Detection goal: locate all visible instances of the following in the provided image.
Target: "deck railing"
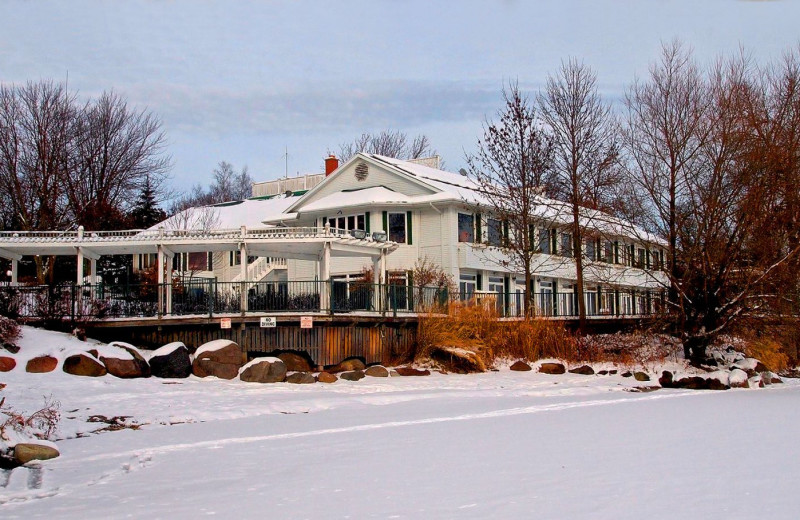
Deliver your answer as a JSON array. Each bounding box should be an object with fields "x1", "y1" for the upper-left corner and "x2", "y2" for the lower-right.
[
  {"x1": 0, "y1": 280, "x2": 666, "y2": 321},
  {"x1": 0, "y1": 226, "x2": 374, "y2": 243}
]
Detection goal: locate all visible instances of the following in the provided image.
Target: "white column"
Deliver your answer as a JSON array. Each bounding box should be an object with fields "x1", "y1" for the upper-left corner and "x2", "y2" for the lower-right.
[
  {"x1": 157, "y1": 245, "x2": 165, "y2": 316},
  {"x1": 372, "y1": 252, "x2": 382, "y2": 312},
  {"x1": 10, "y1": 259, "x2": 18, "y2": 286},
  {"x1": 319, "y1": 242, "x2": 331, "y2": 311},
  {"x1": 76, "y1": 248, "x2": 84, "y2": 286},
  {"x1": 240, "y1": 242, "x2": 248, "y2": 313},
  {"x1": 164, "y1": 252, "x2": 173, "y2": 315}
]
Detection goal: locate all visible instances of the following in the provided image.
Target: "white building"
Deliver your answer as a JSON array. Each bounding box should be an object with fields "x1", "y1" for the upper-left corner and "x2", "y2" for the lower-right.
[{"x1": 151, "y1": 153, "x2": 668, "y2": 316}]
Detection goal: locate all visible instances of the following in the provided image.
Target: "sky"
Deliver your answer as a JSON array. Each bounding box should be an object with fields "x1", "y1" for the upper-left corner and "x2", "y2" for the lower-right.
[{"x1": 2, "y1": 0, "x2": 799, "y2": 196}]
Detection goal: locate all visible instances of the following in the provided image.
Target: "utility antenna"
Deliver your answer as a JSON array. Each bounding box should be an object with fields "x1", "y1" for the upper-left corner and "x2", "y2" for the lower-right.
[{"x1": 284, "y1": 146, "x2": 288, "y2": 179}]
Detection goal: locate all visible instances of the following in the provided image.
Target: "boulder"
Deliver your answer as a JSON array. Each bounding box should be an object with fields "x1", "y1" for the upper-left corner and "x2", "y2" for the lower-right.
[
  {"x1": 621, "y1": 371, "x2": 633, "y2": 378},
  {"x1": 239, "y1": 357, "x2": 286, "y2": 383},
  {"x1": 538, "y1": 362, "x2": 566, "y2": 375},
  {"x1": 340, "y1": 370, "x2": 366, "y2": 381},
  {"x1": 706, "y1": 378, "x2": 731, "y2": 391},
  {"x1": 762, "y1": 371, "x2": 783, "y2": 385},
  {"x1": 286, "y1": 372, "x2": 316, "y2": 384},
  {"x1": 0, "y1": 355, "x2": 16, "y2": 372},
  {"x1": 748, "y1": 375, "x2": 765, "y2": 388},
  {"x1": 26, "y1": 355, "x2": 57, "y2": 373},
  {"x1": 2, "y1": 342, "x2": 19, "y2": 354},
  {"x1": 670, "y1": 375, "x2": 730, "y2": 391},
  {"x1": 365, "y1": 365, "x2": 390, "y2": 377},
  {"x1": 729, "y1": 368, "x2": 749, "y2": 388},
  {"x1": 316, "y1": 371, "x2": 338, "y2": 383},
  {"x1": 659, "y1": 371, "x2": 674, "y2": 388},
  {"x1": 634, "y1": 371, "x2": 650, "y2": 382},
  {"x1": 569, "y1": 365, "x2": 594, "y2": 375},
  {"x1": 150, "y1": 342, "x2": 192, "y2": 378},
  {"x1": 597, "y1": 370, "x2": 609, "y2": 376},
  {"x1": 63, "y1": 353, "x2": 106, "y2": 377},
  {"x1": 510, "y1": 360, "x2": 532, "y2": 372},
  {"x1": 429, "y1": 346, "x2": 485, "y2": 373},
  {"x1": 609, "y1": 370, "x2": 618, "y2": 375},
  {"x1": 101, "y1": 343, "x2": 151, "y2": 379},
  {"x1": 395, "y1": 367, "x2": 431, "y2": 376},
  {"x1": 192, "y1": 340, "x2": 243, "y2": 380},
  {"x1": 277, "y1": 352, "x2": 313, "y2": 372},
  {"x1": 14, "y1": 443, "x2": 60, "y2": 464},
  {"x1": 329, "y1": 357, "x2": 366, "y2": 373}
]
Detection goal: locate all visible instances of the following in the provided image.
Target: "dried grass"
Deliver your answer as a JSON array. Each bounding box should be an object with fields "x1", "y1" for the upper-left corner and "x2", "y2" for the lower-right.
[{"x1": 415, "y1": 300, "x2": 578, "y2": 365}]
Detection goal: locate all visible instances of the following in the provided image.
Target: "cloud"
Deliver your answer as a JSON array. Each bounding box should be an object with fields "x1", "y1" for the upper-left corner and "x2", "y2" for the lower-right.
[{"x1": 121, "y1": 80, "x2": 514, "y2": 137}]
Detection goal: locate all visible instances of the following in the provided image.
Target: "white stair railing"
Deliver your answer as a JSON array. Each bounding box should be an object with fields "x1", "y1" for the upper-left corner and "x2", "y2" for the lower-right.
[{"x1": 233, "y1": 257, "x2": 287, "y2": 287}]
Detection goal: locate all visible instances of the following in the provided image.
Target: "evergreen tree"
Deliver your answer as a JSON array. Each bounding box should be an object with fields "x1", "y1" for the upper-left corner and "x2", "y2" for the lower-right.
[{"x1": 128, "y1": 175, "x2": 167, "y2": 229}]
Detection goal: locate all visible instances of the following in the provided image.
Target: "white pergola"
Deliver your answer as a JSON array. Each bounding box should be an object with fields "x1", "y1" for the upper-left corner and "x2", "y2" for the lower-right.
[{"x1": 0, "y1": 224, "x2": 396, "y2": 312}]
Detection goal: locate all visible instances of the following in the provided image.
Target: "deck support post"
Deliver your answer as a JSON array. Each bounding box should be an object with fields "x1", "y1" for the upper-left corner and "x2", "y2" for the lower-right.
[
  {"x1": 10, "y1": 258, "x2": 17, "y2": 286},
  {"x1": 372, "y1": 248, "x2": 386, "y2": 313},
  {"x1": 157, "y1": 245, "x2": 165, "y2": 317},
  {"x1": 319, "y1": 241, "x2": 331, "y2": 311},
  {"x1": 76, "y1": 249, "x2": 84, "y2": 286},
  {"x1": 240, "y1": 238, "x2": 248, "y2": 314}
]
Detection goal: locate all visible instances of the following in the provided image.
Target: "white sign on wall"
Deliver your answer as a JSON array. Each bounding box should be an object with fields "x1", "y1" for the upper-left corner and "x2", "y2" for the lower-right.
[
  {"x1": 260, "y1": 317, "x2": 277, "y2": 328},
  {"x1": 220, "y1": 318, "x2": 232, "y2": 329},
  {"x1": 300, "y1": 316, "x2": 313, "y2": 329}
]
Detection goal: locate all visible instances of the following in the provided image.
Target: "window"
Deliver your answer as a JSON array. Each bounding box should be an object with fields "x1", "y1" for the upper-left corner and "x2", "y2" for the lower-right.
[
  {"x1": 539, "y1": 228, "x2": 551, "y2": 254},
  {"x1": 487, "y1": 218, "x2": 502, "y2": 246},
  {"x1": 327, "y1": 213, "x2": 366, "y2": 231},
  {"x1": 459, "y1": 273, "x2": 477, "y2": 298},
  {"x1": 603, "y1": 241, "x2": 614, "y2": 263},
  {"x1": 388, "y1": 212, "x2": 406, "y2": 243},
  {"x1": 458, "y1": 213, "x2": 474, "y2": 243},
  {"x1": 230, "y1": 251, "x2": 241, "y2": 266},
  {"x1": 188, "y1": 252, "x2": 208, "y2": 271},
  {"x1": 560, "y1": 233, "x2": 573, "y2": 257},
  {"x1": 584, "y1": 239, "x2": 596, "y2": 261}
]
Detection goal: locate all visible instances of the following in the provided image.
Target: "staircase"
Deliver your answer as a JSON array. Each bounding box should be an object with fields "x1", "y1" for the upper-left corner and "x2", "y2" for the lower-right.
[{"x1": 232, "y1": 257, "x2": 287, "y2": 289}]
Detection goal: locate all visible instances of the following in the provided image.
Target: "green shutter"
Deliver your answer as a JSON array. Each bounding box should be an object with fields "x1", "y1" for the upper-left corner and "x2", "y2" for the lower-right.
[
  {"x1": 614, "y1": 241, "x2": 619, "y2": 264},
  {"x1": 476, "y1": 273, "x2": 483, "y2": 291},
  {"x1": 528, "y1": 224, "x2": 536, "y2": 251},
  {"x1": 503, "y1": 220, "x2": 509, "y2": 246},
  {"x1": 322, "y1": 216, "x2": 327, "y2": 227},
  {"x1": 475, "y1": 213, "x2": 482, "y2": 243},
  {"x1": 551, "y1": 229, "x2": 557, "y2": 254},
  {"x1": 382, "y1": 211, "x2": 388, "y2": 232},
  {"x1": 406, "y1": 211, "x2": 413, "y2": 245},
  {"x1": 365, "y1": 211, "x2": 370, "y2": 234}
]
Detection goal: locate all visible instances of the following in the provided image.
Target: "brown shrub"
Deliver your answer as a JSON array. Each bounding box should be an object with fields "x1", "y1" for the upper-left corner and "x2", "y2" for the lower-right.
[
  {"x1": 0, "y1": 316, "x2": 20, "y2": 346},
  {"x1": 745, "y1": 337, "x2": 790, "y2": 373},
  {"x1": 0, "y1": 395, "x2": 61, "y2": 441}
]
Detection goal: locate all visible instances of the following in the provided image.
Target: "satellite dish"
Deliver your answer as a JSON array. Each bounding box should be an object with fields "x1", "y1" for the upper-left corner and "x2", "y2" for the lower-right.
[{"x1": 458, "y1": 168, "x2": 468, "y2": 177}]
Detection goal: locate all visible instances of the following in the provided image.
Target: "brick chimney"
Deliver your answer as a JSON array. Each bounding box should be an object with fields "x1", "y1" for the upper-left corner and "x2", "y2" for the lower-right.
[{"x1": 325, "y1": 154, "x2": 339, "y2": 176}]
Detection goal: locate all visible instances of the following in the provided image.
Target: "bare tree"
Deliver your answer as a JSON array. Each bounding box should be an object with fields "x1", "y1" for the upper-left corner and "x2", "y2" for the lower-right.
[
  {"x1": 170, "y1": 161, "x2": 252, "y2": 213},
  {"x1": 622, "y1": 41, "x2": 708, "y2": 324},
  {"x1": 465, "y1": 83, "x2": 555, "y2": 315},
  {"x1": 338, "y1": 130, "x2": 435, "y2": 162},
  {"x1": 539, "y1": 59, "x2": 619, "y2": 331},
  {"x1": 69, "y1": 91, "x2": 170, "y2": 229},
  {"x1": 0, "y1": 81, "x2": 75, "y2": 282}
]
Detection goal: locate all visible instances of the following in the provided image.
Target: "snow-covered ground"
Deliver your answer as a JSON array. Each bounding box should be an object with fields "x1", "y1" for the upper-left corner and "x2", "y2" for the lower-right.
[{"x1": 2, "y1": 327, "x2": 799, "y2": 519}]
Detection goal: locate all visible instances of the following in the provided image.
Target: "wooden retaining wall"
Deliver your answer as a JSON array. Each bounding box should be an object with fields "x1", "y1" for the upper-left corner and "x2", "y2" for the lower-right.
[{"x1": 85, "y1": 317, "x2": 417, "y2": 366}]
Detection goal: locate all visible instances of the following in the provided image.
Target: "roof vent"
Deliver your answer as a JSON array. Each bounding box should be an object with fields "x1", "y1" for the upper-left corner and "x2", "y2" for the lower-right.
[
  {"x1": 284, "y1": 190, "x2": 293, "y2": 197},
  {"x1": 355, "y1": 162, "x2": 369, "y2": 181}
]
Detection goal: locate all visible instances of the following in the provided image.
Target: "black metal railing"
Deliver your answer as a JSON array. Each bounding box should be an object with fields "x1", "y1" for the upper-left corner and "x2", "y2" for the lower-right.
[{"x1": 0, "y1": 280, "x2": 666, "y2": 321}]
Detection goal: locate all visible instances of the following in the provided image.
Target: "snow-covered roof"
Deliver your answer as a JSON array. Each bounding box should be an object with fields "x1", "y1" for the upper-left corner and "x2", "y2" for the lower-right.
[{"x1": 153, "y1": 194, "x2": 299, "y2": 231}]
